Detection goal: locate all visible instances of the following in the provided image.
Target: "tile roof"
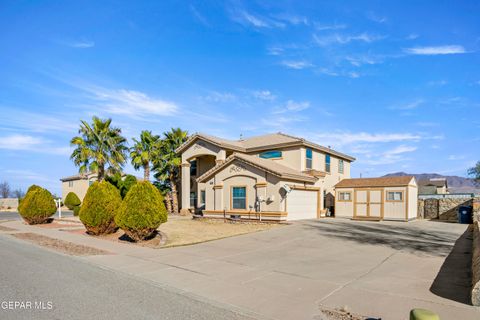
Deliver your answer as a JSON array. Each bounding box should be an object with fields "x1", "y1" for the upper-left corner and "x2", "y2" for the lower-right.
[
  {"x1": 335, "y1": 176, "x2": 415, "y2": 188},
  {"x1": 196, "y1": 153, "x2": 317, "y2": 183},
  {"x1": 177, "y1": 132, "x2": 355, "y2": 161}
]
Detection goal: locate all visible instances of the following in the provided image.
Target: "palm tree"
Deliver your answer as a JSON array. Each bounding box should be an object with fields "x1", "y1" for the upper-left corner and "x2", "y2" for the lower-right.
[
  {"x1": 130, "y1": 130, "x2": 161, "y2": 181},
  {"x1": 153, "y1": 128, "x2": 188, "y2": 214},
  {"x1": 70, "y1": 116, "x2": 128, "y2": 181}
]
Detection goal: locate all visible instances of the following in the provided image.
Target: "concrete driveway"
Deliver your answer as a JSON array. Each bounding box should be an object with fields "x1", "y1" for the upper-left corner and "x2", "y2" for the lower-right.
[
  {"x1": 78, "y1": 218, "x2": 479, "y2": 320},
  {"x1": 2, "y1": 218, "x2": 478, "y2": 319}
]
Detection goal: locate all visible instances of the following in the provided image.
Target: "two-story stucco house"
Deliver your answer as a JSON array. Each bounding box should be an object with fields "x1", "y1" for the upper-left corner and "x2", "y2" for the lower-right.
[
  {"x1": 176, "y1": 132, "x2": 355, "y2": 221},
  {"x1": 60, "y1": 172, "x2": 98, "y2": 202}
]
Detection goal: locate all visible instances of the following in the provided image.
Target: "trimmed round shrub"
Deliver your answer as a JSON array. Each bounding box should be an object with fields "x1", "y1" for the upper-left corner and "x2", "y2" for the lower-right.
[
  {"x1": 79, "y1": 181, "x2": 122, "y2": 235},
  {"x1": 26, "y1": 184, "x2": 42, "y2": 194},
  {"x1": 18, "y1": 187, "x2": 56, "y2": 224},
  {"x1": 73, "y1": 205, "x2": 81, "y2": 216},
  {"x1": 115, "y1": 181, "x2": 167, "y2": 242},
  {"x1": 64, "y1": 192, "x2": 81, "y2": 210}
]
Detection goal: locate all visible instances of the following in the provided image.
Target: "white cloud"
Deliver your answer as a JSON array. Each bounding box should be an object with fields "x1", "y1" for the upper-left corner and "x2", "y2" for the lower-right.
[
  {"x1": 346, "y1": 55, "x2": 383, "y2": 66},
  {"x1": 314, "y1": 131, "x2": 422, "y2": 147},
  {"x1": 448, "y1": 155, "x2": 465, "y2": 160},
  {"x1": 406, "y1": 33, "x2": 419, "y2": 40},
  {"x1": 427, "y1": 80, "x2": 447, "y2": 86},
  {"x1": 313, "y1": 32, "x2": 384, "y2": 46},
  {"x1": 281, "y1": 60, "x2": 314, "y2": 69},
  {"x1": 190, "y1": 5, "x2": 209, "y2": 26},
  {"x1": 68, "y1": 40, "x2": 95, "y2": 48},
  {"x1": 362, "y1": 145, "x2": 417, "y2": 165},
  {"x1": 0, "y1": 134, "x2": 70, "y2": 155},
  {"x1": 267, "y1": 47, "x2": 284, "y2": 56},
  {"x1": 203, "y1": 91, "x2": 237, "y2": 103},
  {"x1": 77, "y1": 85, "x2": 178, "y2": 117},
  {"x1": 0, "y1": 110, "x2": 77, "y2": 133},
  {"x1": 390, "y1": 99, "x2": 424, "y2": 110},
  {"x1": 404, "y1": 45, "x2": 466, "y2": 55},
  {"x1": 252, "y1": 90, "x2": 276, "y2": 101},
  {"x1": 231, "y1": 9, "x2": 285, "y2": 29},
  {"x1": 0, "y1": 135, "x2": 44, "y2": 150},
  {"x1": 366, "y1": 12, "x2": 387, "y2": 23},
  {"x1": 316, "y1": 68, "x2": 339, "y2": 77},
  {"x1": 348, "y1": 72, "x2": 360, "y2": 78},
  {"x1": 386, "y1": 145, "x2": 418, "y2": 155},
  {"x1": 274, "y1": 14, "x2": 309, "y2": 26},
  {"x1": 314, "y1": 23, "x2": 347, "y2": 31},
  {"x1": 272, "y1": 100, "x2": 310, "y2": 114}
]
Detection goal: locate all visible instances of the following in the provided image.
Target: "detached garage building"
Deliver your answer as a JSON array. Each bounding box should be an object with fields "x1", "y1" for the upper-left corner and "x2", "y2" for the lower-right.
[{"x1": 334, "y1": 176, "x2": 418, "y2": 221}]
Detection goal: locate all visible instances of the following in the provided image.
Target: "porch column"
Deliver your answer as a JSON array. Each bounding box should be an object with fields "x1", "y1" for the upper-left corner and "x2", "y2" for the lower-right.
[
  {"x1": 180, "y1": 162, "x2": 191, "y2": 215},
  {"x1": 216, "y1": 149, "x2": 226, "y2": 165}
]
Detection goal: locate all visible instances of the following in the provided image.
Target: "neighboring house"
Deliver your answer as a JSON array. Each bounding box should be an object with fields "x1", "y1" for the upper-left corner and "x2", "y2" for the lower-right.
[
  {"x1": 176, "y1": 132, "x2": 355, "y2": 221},
  {"x1": 334, "y1": 176, "x2": 418, "y2": 221},
  {"x1": 418, "y1": 178, "x2": 448, "y2": 195},
  {"x1": 60, "y1": 172, "x2": 98, "y2": 201}
]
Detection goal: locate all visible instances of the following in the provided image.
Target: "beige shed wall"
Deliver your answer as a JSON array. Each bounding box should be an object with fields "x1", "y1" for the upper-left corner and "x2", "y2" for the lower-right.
[
  {"x1": 408, "y1": 184, "x2": 418, "y2": 220},
  {"x1": 335, "y1": 188, "x2": 354, "y2": 218},
  {"x1": 383, "y1": 187, "x2": 407, "y2": 220}
]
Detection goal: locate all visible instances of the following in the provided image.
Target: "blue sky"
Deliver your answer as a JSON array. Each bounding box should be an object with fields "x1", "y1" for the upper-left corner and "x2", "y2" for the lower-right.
[{"x1": 1, "y1": 1, "x2": 479, "y2": 195}]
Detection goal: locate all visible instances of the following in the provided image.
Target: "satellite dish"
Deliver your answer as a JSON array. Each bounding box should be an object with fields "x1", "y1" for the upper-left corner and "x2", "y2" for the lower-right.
[{"x1": 281, "y1": 184, "x2": 292, "y2": 194}]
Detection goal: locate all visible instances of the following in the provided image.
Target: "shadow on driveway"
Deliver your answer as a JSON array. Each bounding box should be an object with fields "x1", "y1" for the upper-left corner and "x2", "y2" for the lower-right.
[
  {"x1": 301, "y1": 219, "x2": 461, "y2": 257},
  {"x1": 430, "y1": 227, "x2": 473, "y2": 305}
]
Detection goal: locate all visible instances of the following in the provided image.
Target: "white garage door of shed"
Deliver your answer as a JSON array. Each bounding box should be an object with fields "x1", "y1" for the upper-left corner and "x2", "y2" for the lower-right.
[{"x1": 287, "y1": 189, "x2": 318, "y2": 220}]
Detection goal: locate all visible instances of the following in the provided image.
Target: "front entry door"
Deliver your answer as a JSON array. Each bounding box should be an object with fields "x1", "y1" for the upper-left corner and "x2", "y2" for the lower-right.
[{"x1": 355, "y1": 189, "x2": 383, "y2": 218}]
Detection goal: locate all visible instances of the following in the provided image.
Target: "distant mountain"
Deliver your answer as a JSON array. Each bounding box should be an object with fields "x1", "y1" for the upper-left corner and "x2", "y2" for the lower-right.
[{"x1": 382, "y1": 172, "x2": 479, "y2": 193}]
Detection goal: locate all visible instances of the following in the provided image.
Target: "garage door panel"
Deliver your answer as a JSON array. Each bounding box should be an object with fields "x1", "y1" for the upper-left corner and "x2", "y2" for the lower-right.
[{"x1": 287, "y1": 190, "x2": 318, "y2": 221}]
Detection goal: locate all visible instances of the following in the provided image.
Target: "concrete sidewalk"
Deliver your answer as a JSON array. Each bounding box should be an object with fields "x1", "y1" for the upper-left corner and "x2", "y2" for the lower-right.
[{"x1": 1, "y1": 218, "x2": 479, "y2": 320}]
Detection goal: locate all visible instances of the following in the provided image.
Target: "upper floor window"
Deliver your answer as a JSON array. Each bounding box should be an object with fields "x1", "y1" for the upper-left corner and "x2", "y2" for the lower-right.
[
  {"x1": 259, "y1": 150, "x2": 282, "y2": 159},
  {"x1": 339, "y1": 159, "x2": 344, "y2": 174},
  {"x1": 325, "y1": 154, "x2": 331, "y2": 173},
  {"x1": 306, "y1": 148, "x2": 312, "y2": 169},
  {"x1": 68, "y1": 181, "x2": 73, "y2": 187},
  {"x1": 190, "y1": 160, "x2": 197, "y2": 176}
]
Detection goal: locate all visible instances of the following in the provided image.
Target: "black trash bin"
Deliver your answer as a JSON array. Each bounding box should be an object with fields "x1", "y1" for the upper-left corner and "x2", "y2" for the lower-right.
[{"x1": 458, "y1": 205, "x2": 473, "y2": 224}]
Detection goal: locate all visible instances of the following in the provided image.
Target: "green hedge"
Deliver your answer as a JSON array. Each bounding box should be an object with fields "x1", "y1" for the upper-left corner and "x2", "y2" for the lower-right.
[
  {"x1": 115, "y1": 181, "x2": 167, "y2": 241},
  {"x1": 79, "y1": 181, "x2": 122, "y2": 235},
  {"x1": 18, "y1": 187, "x2": 56, "y2": 224},
  {"x1": 73, "y1": 205, "x2": 81, "y2": 216},
  {"x1": 64, "y1": 192, "x2": 81, "y2": 210}
]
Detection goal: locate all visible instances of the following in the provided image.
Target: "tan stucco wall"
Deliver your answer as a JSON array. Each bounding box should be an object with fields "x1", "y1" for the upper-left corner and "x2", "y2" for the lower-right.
[
  {"x1": 248, "y1": 147, "x2": 302, "y2": 171},
  {"x1": 61, "y1": 173, "x2": 97, "y2": 202},
  {"x1": 203, "y1": 159, "x2": 299, "y2": 213},
  {"x1": 181, "y1": 140, "x2": 222, "y2": 162}
]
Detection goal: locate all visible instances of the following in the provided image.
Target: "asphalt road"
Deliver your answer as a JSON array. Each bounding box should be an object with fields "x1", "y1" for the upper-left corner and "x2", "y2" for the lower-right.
[
  {"x1": 0, "y1": 235, "x2": 254, "y2": 320},
  {"x1": 0, "y1": 211, "x2": 73, "y2": 220}
]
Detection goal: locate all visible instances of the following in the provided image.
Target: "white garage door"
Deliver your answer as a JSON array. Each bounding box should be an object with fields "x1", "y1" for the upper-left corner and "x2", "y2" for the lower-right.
[{"x1": 287, "y1": 189, "x2": 318, "y2": 221}]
